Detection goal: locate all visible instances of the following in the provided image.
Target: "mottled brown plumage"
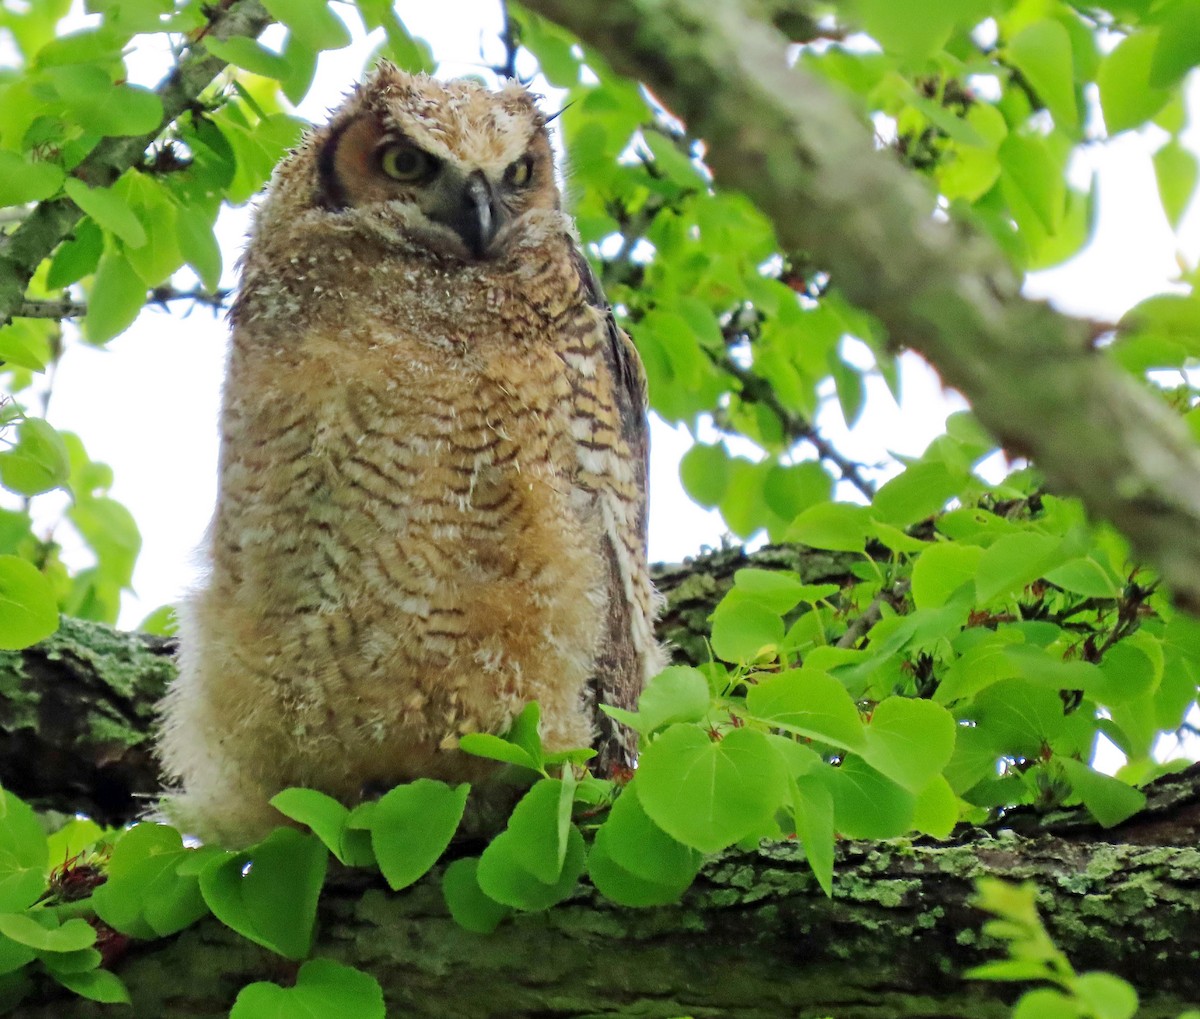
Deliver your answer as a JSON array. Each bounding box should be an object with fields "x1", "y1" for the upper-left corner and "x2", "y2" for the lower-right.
[{"x1": 157, "y1": 65, "x2": 663, "y2": 846}]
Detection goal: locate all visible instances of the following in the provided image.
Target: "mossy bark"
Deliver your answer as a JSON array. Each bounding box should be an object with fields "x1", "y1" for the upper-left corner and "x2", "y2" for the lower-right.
[{"x1": 15, "y1": 830, "x2": 1200, "y2": 1018}]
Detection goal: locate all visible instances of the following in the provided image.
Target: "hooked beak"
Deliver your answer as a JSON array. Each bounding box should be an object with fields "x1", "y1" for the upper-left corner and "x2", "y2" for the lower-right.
[{"x1": 431, "y1": 169, "x2": 501, "y2": 260}]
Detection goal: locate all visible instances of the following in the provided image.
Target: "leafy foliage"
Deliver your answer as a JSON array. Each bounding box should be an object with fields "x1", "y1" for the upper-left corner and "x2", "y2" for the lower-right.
[{"x1": 2, "y1": 0, "x2": 1200, "y2": 1014}]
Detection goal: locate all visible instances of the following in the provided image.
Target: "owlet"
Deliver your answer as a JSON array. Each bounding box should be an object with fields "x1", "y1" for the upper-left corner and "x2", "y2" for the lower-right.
[{"x1": 156, "y1": 64, "x2": 663, "y2": 846}]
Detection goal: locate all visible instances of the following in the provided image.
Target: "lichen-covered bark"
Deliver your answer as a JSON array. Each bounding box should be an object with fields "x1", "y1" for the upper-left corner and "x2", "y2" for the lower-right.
[
  {"x1": 17, "y1": 832, "x2": 1200, "y2": 1019},
  {"x1": 0, "y1": 618, "x2": 174, "y2": 824}
]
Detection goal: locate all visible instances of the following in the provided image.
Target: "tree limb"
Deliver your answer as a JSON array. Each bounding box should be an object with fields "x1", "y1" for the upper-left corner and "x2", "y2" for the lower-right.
[
  {"x1": 521, "y1": 0, "x2": 1200, "y2": 616},
  {"x1": 18, "y1": 822, "x2": 1200, "y2": 1018},
  {"x1": 0, "y1": 0, "x2": 271, "y2": 329}
]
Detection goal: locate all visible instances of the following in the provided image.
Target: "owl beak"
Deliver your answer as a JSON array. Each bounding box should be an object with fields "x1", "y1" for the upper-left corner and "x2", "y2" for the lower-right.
[{"x1": 440, "y1": 169, "x2": 500, "y2": 260}]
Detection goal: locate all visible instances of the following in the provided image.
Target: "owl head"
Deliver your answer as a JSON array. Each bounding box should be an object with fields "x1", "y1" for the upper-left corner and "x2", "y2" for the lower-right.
[{"x1": 286, "y1": 63, "x2": 561, "y2": 262}]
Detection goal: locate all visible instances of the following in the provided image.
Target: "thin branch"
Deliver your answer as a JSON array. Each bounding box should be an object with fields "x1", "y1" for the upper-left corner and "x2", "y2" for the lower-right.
[
  {"x1": 522, "y1": 0, "x2": 1200, "y2": 617},
  {"x1": 0, "y1": 0, "x2": 272, "y2": 330},
  {"x1": 17, "y1": 286, "x2": 231, "y2": 321},
  {"x1": 489, "y1": 0, "x2": 522, "y2": 81},
  {"x1": 715, "y1": 353, "x2": 877, "y2": 499}
]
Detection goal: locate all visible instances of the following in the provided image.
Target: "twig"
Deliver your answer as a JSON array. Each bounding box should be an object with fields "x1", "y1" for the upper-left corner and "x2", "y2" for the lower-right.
[
  {"x1": 18, "y1": 286, "x2": 231, "y2": 321},
  {"x1": 490, "y1": 0, "x2": 522, "y2": 82},
  {"x1": 715, "y1": 353, "x2": 877, "y2": 499}
]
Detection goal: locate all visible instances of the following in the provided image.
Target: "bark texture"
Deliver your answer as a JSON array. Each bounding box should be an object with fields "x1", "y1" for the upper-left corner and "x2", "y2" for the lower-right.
[
  {"x1": 520, "y1": 0, "x2": 1200, "y2": 618},
  {"x1": 15, "y1": 824, "x2": 1200, "y2": 1019}
]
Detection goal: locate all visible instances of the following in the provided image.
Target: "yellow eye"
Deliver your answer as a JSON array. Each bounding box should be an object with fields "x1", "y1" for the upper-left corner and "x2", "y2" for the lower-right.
[
  {"x1": 506, "y1": 155, "x2": 534, "y2": 187},
  {"x1": 379, "y1": 143, "x2": 437, "y2": 182}
]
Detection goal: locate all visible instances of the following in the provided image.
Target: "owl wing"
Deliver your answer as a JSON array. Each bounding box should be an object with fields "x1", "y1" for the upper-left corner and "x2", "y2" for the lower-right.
[{"x1": 567, "y1": 247, "x2": 658, "y2": 775}]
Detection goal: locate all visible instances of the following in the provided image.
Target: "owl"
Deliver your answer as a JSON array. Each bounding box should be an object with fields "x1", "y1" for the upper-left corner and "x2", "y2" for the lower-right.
[{"x1": 155, "y1": 64, "x2": 664, "y2": 846}]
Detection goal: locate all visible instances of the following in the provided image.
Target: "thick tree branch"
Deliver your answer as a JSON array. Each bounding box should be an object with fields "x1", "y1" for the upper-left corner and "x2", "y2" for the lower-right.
[
  {"x1": 0, "y1": 0, "x2": 271, "y2": 329},
  {"x1": 18, "y1": 824, "x2": 1200, "y2": 1018},
  {"x1": 522, "y1": 0, "x2": 1200, "y2": 616}
]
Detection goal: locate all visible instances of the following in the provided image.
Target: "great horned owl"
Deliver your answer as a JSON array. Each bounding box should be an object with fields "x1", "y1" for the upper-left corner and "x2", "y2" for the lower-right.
[{"x1": 157, "y1": 64, "x2": 663, "y2": 846}]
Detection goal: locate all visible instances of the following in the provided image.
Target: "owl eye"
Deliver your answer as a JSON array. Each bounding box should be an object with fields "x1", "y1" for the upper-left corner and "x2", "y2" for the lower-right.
[
  {"x1": 379, "y1": 143, "x2": 438, "y2": 182},
  {"x1": 505, "y1": 155, "x2": 535, "y2": 188}
]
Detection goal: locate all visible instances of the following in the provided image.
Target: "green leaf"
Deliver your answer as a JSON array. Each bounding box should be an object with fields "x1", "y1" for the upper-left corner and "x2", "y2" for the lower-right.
[
  {"x1": 1006, "y1": 20, "x2": 1078, "y2": 132},
  {"x1": 269, "y1": 789, "x2": 351, "y2": 863},
  {"x1": 710, "y1": 593, "x2": 784, "y2": 664},
  {"x1": 47, "y1": 217, "x2": 103, "y2": 290},
  {"x1": 475, "y1": 824, "x2": 585, "y2": 911},
  {"x1": 598, "y1": 787, "x2": 702, "y2": 889},
  {"x1": 745, "y1": 668, "x2": 866, "y2": 750},
  {"x1": 489, "y1": 779, "x2": 568, "y2": 886},
  {"x1": 68, "y1": 496, "x2": 141, "y2": 588},
  {"x1": 1073, "y1": 971, "x2": 1139, "y2": 1019},
  {"x1": 458, "y1": 733, "x2": 539, "y2": 773},
  {"x1": 175, "y1": 205, "x2": 223, "y2": 292},
  {"x1": 1149, "y1": 0, "x2": 1200, "y2": 88},
  {"x1": 0, "y1": 152, "x2": 64, "y2": 206},
  {"x1": 1043, "y1": 557, "x2": 1120, "y2": 599},
  {"x1": 0, "y1": 417, "x2": 70, "y2": 496},
  {"x1": 260, "y1": 0, "x2": 351, "y2": 51},
  {"x1": 231, "y1": 959, "x2": 385, "y2": 1019},
  {"x1": 912, "y1": 775, "x2": 959, "y2": 839},
  {"x1": 65, "y1": 179, "x2": 146, "y2": 247},
  {"x1": 911, "y1": 542, "x2": 982, "y2": 610},
  {"x1": 636, "y1": 725, "x2": 789, "y2": 853},
  {"x1": 871, "y1": 461, "x2": 964, "y2": 528},
  {"x1": 441, "y1": 858, "x2": 510, "y2": 934},
  {"x1": 84, "y1": 250, "x2": 146, "y2": 343},
  {"x1": 968, "y1": 679, "x2": 1066, "y2": 758},
  {"x1": 732, "y1": 568, "x2": 813, "y2": 614},
  {"x1": 679, "y1": 442, "x2": 730, "y2": 507},
  {"x1": 0, "y1": 321, "x2": 53, "y2": 373},
  {"x1": 49, "y1": 967, "x2": 130, "y2": 1005},
  {"x1": 850, "y1": 0, "x2": 990, "y2": 60},
  {"x1": 1057, "y1": 757, "x2": 1146, "y2": 828},
  {"x1": 49, "y1": 64, "x2": 162, "y2": 136},
  {"x1": 1153, "y1": 139, "x2": 1198, "y2": 230},
  {"x1": 861, "y1": 697, "x2": 956, "y2": 793},
  {"x1": 999, "y1": 132, "x2": 1066, "y2": 234},
  {"x1": 0, "y1": 791, "x2": 48, "y2": 881},
  {"x1": 790, "y1": 775, "x2": 835, "y2": 895},
  {"x1": 0, "y1": 914, "x2": 94, "y2": 953},
  {"x1": 113, "y1": 172, "x2": 182, "y2": 286},
  {"x1": 1012, "y1": 987, "x2": 1079, "y2": 1019},
  {"x1": 1098, "y1": 30, "x2": 1173, "y2": 134},
  {"x1": 199, "y1": 829, "x2": 328, "y2": 960},
  {"x1": 601, "y1": 665, "x2": 711, "y2": 735},
  {"x1": 369, "y1": 780, "x2": 468, "y2": 891},
  {"x1": 92, "y1": 823, "x2": 210, "y2": 939},
  {"x1": 826, "y1": 756, "x2": 915, "y2": 839},
  {"x1": 0, "y1": 556, "x2": 59, "y2": 650},
  {"x1": 786, "y1": 501, "x2": 872, "y2": 552},
  {"x1": 975, "y1": 533, "x2": 1065, "y2": 604},
  {"x1": 203, "y1": 36, "x2": 291, "y2": 79},
  {"x1": 587, "y1": 824, "x2": 694, "y2": 908}
]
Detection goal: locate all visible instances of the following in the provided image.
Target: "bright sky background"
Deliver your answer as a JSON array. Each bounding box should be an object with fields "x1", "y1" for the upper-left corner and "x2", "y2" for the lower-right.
[{"x1": 18, "y1": 0, "x2": 1200, "y2": 723}]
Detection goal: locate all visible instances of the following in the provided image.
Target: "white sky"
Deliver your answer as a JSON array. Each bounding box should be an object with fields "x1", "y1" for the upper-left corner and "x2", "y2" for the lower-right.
[{"x1": 13, "y1": 3, "x2": 1200, "y2": 644}]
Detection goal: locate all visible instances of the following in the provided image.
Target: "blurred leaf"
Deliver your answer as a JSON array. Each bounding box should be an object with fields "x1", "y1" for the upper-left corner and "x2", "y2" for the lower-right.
[
  {"x1": 0, "y1": 417, "x2": 69, "y2": 496},
  {"x1": 1152, "y1": 139, "x2": 1198, "y2": 230},
  {"x1": 1057, "y1": 757, "x2": 1146, "y2": 827},
  {"x1": 1006, "y1": 20, "x2": 1078, "y2": 132},
  {"x1": 83, "y1": 249, "x2": 145, "y2": 343},
  {"x1": 261, "y1": 0, "x2": 351, "y2": 51},
  {"x1": 231, "y1": 959, "x2": 384, "y2": 1019},
  {"x1": 1148, "y1": 0, "x2": 1200, "y2": 87},
  {"x1": 0, "y1": 151, "x2": 64, "y2": 206},
  {"x1": 441, "y1": 858, "x2": 510, "y2": 933},
  {"x1": 0, "y1": 556, "x2": 58, "y2": 650},
  {"x1": 1098, "y1": 30, "x2": 1173, "y2": 134}
]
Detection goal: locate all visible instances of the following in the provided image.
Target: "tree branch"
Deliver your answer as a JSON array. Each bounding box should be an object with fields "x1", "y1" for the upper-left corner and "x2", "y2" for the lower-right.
[
  {"x1": 522, "y1": 0, "x2": 1200, "y2": 616},
  {"x1": 0, "y1": 0, "x2": 272, "y2": 329}
]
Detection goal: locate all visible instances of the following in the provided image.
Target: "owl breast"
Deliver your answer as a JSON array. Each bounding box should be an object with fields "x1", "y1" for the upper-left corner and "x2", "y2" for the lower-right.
[{"x1": 180, "y1": 235, "x2": 606, "y2": 827}]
